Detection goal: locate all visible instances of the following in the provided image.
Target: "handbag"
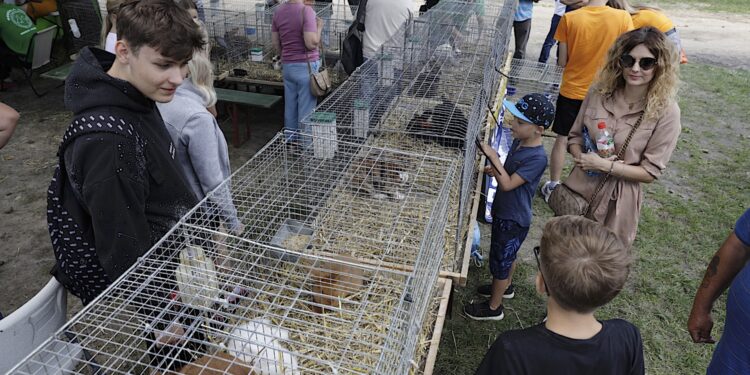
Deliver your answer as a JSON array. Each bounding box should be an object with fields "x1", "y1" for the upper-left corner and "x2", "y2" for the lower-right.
[
  {"x1": 300, "y1": 7, "x2": 331, "y2": 97},
  {"x1": 548, "y1": 111, "x2": 645, "y2": 218}
]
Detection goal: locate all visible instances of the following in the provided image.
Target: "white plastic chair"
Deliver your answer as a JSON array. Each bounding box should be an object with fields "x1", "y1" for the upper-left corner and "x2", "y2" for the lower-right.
[{"x1": 0, "y1": 277, "x2": 68, "y2": 373}]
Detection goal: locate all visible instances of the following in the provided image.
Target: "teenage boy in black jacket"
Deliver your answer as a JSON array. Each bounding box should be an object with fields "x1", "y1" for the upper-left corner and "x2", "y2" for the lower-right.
[{"x1": 47, "y1": 0, "x2": 205, "y2": 305}]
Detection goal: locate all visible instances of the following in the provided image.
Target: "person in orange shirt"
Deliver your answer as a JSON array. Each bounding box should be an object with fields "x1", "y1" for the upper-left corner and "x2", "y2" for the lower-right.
[
  {"x1": 540, "y1": 0, "x2": 633, "y2": 201},
  {"x1": 608, "y1": 0, "x2": 688, "y2": 64},
  {"x1": 16, "y1": 0, "x2": 57, "y2": 21}
]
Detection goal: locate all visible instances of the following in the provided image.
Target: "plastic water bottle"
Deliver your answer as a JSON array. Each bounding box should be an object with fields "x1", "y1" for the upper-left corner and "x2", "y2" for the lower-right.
[
  {"x1": 596, "y1": 121, "x2": 615, "y2": 158},
  {"x1": 582, "y1": 126, "x2": 600, "y2": 177}
]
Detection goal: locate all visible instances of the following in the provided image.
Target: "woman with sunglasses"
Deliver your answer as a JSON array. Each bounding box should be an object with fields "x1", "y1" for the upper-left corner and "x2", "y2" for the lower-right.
[{"x1": 563, "y1": 27, "x2": 681, "y2": 248}]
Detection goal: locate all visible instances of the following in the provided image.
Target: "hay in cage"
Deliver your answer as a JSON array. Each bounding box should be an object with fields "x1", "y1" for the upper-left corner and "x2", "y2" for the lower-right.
[{"x1": 367, "y1": 132, "x2": 464, "y2": 273}]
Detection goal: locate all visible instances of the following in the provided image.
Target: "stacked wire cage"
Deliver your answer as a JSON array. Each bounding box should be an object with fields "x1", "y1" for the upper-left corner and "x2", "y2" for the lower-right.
[
  {"x1": 206, "y1": 2, "x2": 336, "y2": 82},
  {"x1": 504, "y1": 58, "x2": 564, "y2": 102},
  {"x1": 298, "y1": 0, "x2": 516, "y2": 280},
  {"x1": 10, "y1": 132, "x2": 456, "y2": 375},
  {"x1": 320, "y1": 2, "x2": 358, "y2": 55},
  {"x1": 202, "y1": 7, "x2": 254, "y2": 76}
]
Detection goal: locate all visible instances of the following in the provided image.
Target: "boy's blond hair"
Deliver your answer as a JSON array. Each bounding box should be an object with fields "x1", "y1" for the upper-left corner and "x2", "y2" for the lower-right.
[{"x1": 540, "y1": 216, "x2": 631, "y2": 313}]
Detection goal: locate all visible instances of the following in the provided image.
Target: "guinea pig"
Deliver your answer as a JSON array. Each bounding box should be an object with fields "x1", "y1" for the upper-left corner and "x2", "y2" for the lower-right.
[
  {"x1": 309, "y1": 256, "x2": 367, "y2": 314},
  {"x1": 177, "y1": 352, "x2": 255, "y2": 375}
]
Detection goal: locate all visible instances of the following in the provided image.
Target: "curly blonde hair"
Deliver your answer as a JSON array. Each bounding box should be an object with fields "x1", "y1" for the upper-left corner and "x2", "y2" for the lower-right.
[{"x1": 592, "y1": 27, "x2": 679, "y2": 120}]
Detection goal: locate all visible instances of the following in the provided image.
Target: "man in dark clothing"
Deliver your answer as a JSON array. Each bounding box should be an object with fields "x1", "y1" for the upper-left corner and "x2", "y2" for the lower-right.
[{"x1": 47, "y1": 0, "x2": 205, "y2": 305}]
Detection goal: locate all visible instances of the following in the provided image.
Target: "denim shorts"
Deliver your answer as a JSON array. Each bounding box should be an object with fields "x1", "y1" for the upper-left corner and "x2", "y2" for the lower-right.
[{"x1": 489, "y1": 219, "x2": 530, "y2": 280}]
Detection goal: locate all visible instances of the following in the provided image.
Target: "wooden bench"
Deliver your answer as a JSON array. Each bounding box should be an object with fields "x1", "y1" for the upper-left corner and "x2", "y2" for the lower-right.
[{"x1": 215, "y1": 88, "x2": 282, "y2": 147}]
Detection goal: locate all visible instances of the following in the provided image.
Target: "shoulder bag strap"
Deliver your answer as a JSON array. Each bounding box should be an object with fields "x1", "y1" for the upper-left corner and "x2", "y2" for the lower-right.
[{"x1": 582, "y1": 111, "x2": 645, "y2": 217}]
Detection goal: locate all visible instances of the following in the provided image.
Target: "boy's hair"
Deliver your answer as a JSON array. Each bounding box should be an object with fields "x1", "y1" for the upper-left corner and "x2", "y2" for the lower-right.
[
  {"x1": 540, "y1": 216, "x2": 631, "y2": 314},
  {"x1": 115, "y1": 0, "x2": 204, "y2": 62}
]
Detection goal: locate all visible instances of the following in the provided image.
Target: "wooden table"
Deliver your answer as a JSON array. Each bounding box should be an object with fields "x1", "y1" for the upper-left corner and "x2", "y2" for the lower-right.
[{"x1": 215, "y1": 88, "x2": 283, "y2": 147}]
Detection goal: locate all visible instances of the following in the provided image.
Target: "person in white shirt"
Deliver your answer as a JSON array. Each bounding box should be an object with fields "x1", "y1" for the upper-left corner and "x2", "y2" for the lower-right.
[{"x1": 361, "y1": 0, "x2": 411, "y2": 59}]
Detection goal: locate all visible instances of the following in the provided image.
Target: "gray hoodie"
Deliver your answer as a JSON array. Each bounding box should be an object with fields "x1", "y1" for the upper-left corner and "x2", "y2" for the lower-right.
[{"x1": 157, "y1": 80, "x2": 241, "y2": 232}]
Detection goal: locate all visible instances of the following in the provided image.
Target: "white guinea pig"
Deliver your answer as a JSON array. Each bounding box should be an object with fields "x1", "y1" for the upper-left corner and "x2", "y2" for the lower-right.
[{"x1": 225, "y1": 318, "x2": 300, "y2": 375}]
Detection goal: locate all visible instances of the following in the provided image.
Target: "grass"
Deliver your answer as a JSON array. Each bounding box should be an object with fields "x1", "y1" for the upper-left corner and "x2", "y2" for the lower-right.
[
  {"x1": 656, "y1": 0, "x2": 750, "y2": 14},
  {"x1": 433, "y1": 63, "x2": 750, "y2": 374}
]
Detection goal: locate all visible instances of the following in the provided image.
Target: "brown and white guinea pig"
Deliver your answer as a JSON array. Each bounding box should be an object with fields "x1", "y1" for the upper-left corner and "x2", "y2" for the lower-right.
[
  {"x1": 177, "y1": 352, "x2": 255, "y2": 375},
  {"x1": 308, "y1": 256, "x2": 368, "y2": 314},
  {"x1": 349, "y1": 155, "x2": 410, "y2": 200},
  {"x1": 151, "y1": 352, "x2": 254, "y2": 375}
]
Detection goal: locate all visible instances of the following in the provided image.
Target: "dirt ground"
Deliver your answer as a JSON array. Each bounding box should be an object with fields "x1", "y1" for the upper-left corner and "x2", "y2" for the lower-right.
[{"x1": 0, "y1": 1, "x2": 748, "y2": 323}]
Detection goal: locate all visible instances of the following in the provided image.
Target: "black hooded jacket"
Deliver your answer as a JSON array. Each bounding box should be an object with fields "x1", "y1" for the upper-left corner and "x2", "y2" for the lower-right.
[{"x1": 48, "y1": 47, "x2": 197, "y2": 303}]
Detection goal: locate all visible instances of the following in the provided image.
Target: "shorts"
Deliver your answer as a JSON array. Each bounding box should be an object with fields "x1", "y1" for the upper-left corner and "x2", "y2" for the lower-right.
[
  {"x1": 551, "y1": 94, "x2": 583, "y2": 136},
  {"x1": 489, "y1": 219, "x2": 530, "y2": 280}
]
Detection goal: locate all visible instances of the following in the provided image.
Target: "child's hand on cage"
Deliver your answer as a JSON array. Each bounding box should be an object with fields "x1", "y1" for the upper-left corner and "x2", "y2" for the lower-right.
[
  {"x1": 479, "y1": 143, "x2": 496, "y2": 158},
  {"x1": 483, "y1": 165, "x2": 494, "y2": 175}
]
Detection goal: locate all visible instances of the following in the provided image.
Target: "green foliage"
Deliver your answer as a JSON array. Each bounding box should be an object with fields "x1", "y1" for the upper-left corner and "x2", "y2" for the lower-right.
[{"x1": 433, "y1": 64, "x2": 750, "y2": 374}]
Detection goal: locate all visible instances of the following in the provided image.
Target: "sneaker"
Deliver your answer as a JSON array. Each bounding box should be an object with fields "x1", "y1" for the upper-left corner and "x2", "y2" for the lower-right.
[
  {"x1": 477, "y1": 284, "x2": 515, "y2": 299},
  {"x1": 503, "y1": 284, "x2": 515, "y2": 299},
  {"x1": 464, "y1": 300, "x2": 504, "y2": 321},
  {"x1": 540, "y1": 181, "x2": 559, "y2": 203}
]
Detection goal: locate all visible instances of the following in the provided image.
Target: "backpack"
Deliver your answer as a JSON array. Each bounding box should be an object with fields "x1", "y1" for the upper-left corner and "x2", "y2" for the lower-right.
[
  {"x1": 341, "y1": 0, "x2": 367, "y2": 75},
  {"x1": 47, "y1": 111, "x2": 144, "y2": 304}
]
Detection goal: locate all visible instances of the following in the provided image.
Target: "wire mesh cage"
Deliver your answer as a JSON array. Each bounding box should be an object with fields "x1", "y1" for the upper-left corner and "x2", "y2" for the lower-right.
[
  {"x1": 320, "y1": 2, "x2": 357, "y2": 54},
  {"x1": 292, "y1": 0, "x2": 517, "y2": 278},
  {"x1": 9, "y1": 227, "x2": 434, "y2": 374},
  {"x1": 183, "y1": 131, "x2": 455, "y2": 272},
  {"x1": 11, "y1": 132, "x2": 455, "y2": 375},
  {"x1": 202, "y1": 8, "x2": 256, "y2": 76},
  {"x1": 504, "y1": 58, "x2": 563, "y2": 102},
  {"x1": 58, "y1": 1, "x2": 103, "y2": 54}
]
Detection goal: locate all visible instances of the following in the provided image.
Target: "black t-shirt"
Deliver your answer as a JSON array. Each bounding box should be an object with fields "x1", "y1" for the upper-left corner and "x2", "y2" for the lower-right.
[{"x1": 475, "y1": 319, "x2": 645, "y2": 375}]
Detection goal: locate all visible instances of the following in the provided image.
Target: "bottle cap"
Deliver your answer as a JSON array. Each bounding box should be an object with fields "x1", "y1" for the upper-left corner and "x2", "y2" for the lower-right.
[{"x1": 597, "y1": 121, "x2": 606, "y2": 129}]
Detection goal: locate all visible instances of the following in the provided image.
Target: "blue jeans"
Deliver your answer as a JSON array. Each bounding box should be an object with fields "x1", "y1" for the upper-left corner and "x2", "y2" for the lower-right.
[
  {"x1": 282, "y1": 60, "x2": 320, "y2": 141},
  {"x1": 538, "y1": 14, "x2": 561, "y2": 63}
]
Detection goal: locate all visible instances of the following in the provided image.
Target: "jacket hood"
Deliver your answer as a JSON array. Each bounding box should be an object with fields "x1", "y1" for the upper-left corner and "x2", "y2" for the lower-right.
[{"x1": 64, "y1": 47, "x2": 155, "y2": 116}]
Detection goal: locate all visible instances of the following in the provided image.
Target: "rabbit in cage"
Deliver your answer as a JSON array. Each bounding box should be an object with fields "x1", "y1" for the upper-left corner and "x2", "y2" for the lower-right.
[
  {"x1": 225, "y1": 318, "x2": 300, "y2": 375},
  {"x1": 406, "y1": 98, "x2": 468, "y2": 149},
  {"x1": 308, "y1": 256, "x2": 368, "y2": 314},
  {"x1": 349, "y1": 155, "x2": 411, "y2": 201}
]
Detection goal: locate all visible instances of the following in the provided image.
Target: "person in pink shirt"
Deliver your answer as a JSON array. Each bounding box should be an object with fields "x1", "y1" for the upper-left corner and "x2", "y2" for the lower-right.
[{"x1": 272, "y1": 0, "x2": 323, "y2": 143}]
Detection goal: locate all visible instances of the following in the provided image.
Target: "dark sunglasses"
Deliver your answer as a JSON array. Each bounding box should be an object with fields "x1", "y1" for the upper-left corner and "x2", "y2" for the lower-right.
[
  {"x1": 533, "y1": 246, "x2": 550, "y2": 296},
  {"x1": 619, "y1": 54, "x2": 658, "y2": 71}
]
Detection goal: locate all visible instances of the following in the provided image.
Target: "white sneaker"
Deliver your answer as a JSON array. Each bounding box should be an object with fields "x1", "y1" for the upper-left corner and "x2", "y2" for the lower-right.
[{"x1": 540, "y1": 181, "x2": 559, "y2": 203}]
